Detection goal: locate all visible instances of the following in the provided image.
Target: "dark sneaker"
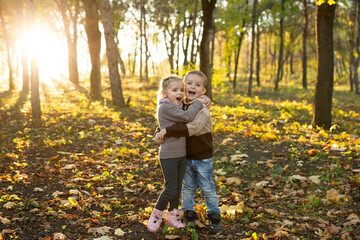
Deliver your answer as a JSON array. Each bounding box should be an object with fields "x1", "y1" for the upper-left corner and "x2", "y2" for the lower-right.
[
  {"x1": 208, "y1": 212, "x2": 221, "y2": 234},
  {"x1": 184, "y1": 210, "x2": 196, "y2": 227}
]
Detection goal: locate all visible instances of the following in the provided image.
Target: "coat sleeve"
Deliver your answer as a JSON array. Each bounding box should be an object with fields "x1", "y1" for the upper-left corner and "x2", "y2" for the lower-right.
[{"x1": 161, "y1": 100, "x2": 204, "y2": 123}]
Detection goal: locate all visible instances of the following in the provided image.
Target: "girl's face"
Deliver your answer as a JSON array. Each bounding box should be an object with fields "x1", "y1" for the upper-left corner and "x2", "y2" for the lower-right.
[{"x1": 162, "y1": 80, "x2": 184, "y2": 107}]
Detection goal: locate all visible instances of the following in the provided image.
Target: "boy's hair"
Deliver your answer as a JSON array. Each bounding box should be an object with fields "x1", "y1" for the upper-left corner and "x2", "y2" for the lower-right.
[
  {"x1": 158, "y1": 75, "x2": 183, "y2": 99},
  {"x1": 184, "y1": 70, "x2": 208, "y2": 88}
]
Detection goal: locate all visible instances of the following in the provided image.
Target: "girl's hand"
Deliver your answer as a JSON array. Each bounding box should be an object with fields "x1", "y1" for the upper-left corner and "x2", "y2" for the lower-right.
[{"x1": 155, "y1": 129, "x2": 166, "y2": 144}]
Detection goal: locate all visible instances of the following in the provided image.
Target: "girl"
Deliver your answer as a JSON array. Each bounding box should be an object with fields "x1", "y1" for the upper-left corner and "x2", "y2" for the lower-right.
[{"x1": 147, "y1": 76, "x2": 205, "y2": 232}]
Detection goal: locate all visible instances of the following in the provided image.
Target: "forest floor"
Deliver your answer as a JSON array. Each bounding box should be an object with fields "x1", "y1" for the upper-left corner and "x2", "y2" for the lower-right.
[{"x1": 0, "y1": 78, "x2": 360, "y2": 240}]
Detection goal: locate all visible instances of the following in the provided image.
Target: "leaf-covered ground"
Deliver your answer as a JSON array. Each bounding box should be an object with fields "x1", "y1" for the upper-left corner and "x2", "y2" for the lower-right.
[{"x1": 0, "y1": 80, "x2": 359, "y2": 240}]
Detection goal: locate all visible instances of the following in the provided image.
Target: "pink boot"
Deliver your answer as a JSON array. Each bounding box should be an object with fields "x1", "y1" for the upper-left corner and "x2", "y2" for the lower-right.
[
  {"x1": 147, "y1": 208, "x2": 164, "y2": 232},
  {"x1": 165, "y1": 209, "x2": 185, "y2": 228}
]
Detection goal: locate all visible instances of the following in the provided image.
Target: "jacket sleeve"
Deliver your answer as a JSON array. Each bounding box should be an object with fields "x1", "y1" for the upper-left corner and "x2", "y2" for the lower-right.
[
  {"x1": 162, "y1": 100, "x2": 204, "y2": 123},
  {"x1": 166, "y1": 122, "x2": 189, "y2": 137},
  {"x1": 166, "y1": 108, "x2": 209, "y2": 137},
  {"x1": 185, "y1": 108, "x2": 210, "y2": 136}
]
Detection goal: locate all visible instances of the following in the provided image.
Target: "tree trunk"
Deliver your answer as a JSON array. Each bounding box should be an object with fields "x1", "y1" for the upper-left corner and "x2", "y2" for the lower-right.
[
  {"x1": 354, "y1": 0, "x2": 360, "y2": 95},
  {"x1": 83, "y1": 0, "x2": 102, "y2": 101},
  {"x1": 190, "y1": 0, "x2": 199, "y2": 65},
  {"x1": 139, "y1": 0, "x2": 144, "y2": 81},
  {"x1": 54, "y1": 0, "x2": 79, "y2": 85},
  {"x1": 233, "y1": 0, "x2": 248, "y2": 89},
  {"x1": 349, "y1": 1, "x2": 356, "y2": 92},
  {"x1": 255, "y1": 22, "x2": 260, "y2": 87},
  {"x1": 274, "y1": 0, "x2": 285, "y2": 91},
  {"x1": 0, "y1": 5, "x2": 14, "y2": 91},
  {"x1": 99, "y1": 0, "x2": 125, "y2": 107},
  {"x1": 248, "y1": 0, "x2": 257, "y2": 97},
  {"x1": 143, "y1": 2, "x2": 149, "y2": 81},
  {"x1": 17, "y1": 0, "x2": 29, "y2": 93},
  {"x1": 200, "y1": 0, "x2": 216, "y2": 100},
  {"x1": 27, "y1": 0, "x2": 41, "y2": 125},
  {"x1": 312, "y1": 2, "x2": 336, "y2": 130},
  {"x1": 302, "y1": 0, "x2": 308, "y2": 89}
]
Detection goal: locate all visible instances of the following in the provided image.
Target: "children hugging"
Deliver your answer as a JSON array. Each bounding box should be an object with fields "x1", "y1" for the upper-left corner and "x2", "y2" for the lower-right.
[{"x1": 148, "y1": 70, "x2": 221, "y2": 235}]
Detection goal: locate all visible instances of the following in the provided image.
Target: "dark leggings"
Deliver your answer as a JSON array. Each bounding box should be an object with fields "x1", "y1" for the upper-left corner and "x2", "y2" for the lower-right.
[{"x1": 155, "y1": 156, "x2": 186, "y2": 211}]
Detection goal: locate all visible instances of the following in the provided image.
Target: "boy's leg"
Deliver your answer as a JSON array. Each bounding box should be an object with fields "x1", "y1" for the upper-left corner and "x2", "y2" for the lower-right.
[
  {"x1": 193, "y1": 158, "x2": 221, "y2": 234},
  {"x1": 182, "y1": 160, "x2": 198, "y2": 224},
  {"x1": 194, "y1": 158, "x2": 220, "y2": 215}
]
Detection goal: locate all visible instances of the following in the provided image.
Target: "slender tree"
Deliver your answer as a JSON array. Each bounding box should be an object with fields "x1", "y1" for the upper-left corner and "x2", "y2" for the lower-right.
[
  {"x1": 302, "y1": 0, "x2": 308, "y2": 89},
  {"x1": 0, "y1": 4, "x2": 14, "y2": 90},
  {"x1": 274, "y1": 0, "x2": 285, "y2": 91},
  {"x1": 28, "y1": 0, "x2": 41, "y2": 125},
  {"x1": 255, "y1": 21, "x2": 261, "y2": 86},
  {"x1": 17, "y1": 0, "x2": 30, "y2": 93},
  {"x1": 54, "y1": 0, "x2": 80, "y2": 85},
  {"x1": 312, "y1": 1, "x2": 336, "y2": 129},
  {"x1": 99, "y1": 0, "x2": 125, "y2": 107},
  {"x1": 354, "y1": 0, "x2": 360, "y2": 95},
  {"x1": 200, "y1": 0, "x2": 216, "y2": 99},
  {"x1": 82, "y1": 0, "x2": 102, "y2": 101},
  {"x1": 248, "y1": 0, "x2": 258, "y2": 97}
]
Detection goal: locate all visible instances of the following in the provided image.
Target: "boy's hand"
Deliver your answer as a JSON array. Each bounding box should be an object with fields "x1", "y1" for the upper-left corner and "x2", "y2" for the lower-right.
[
  {"x1": 155, "y1": 129, "x2": 166, "y2": 144},
  {"x1": 198, "y1": 95, "x2": 211, "y2": 109}
]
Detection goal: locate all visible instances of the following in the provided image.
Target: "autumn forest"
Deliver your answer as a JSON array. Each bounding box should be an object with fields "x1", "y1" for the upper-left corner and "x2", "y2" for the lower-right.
[{"x1": 0, "y1": 0, "x2": 359, "y2": 239}]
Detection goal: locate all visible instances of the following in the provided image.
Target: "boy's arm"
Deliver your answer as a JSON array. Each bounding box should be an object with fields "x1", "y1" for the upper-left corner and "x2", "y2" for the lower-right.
[
  {"x1": 166, "y1": 109, "x2": 209, "y2": 137},
  {"x1": 162, "y1": 100, "x2": 204, "y2": 123}
]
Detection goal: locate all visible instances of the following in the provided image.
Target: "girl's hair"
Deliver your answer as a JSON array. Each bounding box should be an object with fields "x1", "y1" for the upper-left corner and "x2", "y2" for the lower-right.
[
  {"x1": 183, "y1": 70, "x2": 208, "y2": 88},
  {"x1": 158, "y1": 75, "x2": 183, "y2": 100}
]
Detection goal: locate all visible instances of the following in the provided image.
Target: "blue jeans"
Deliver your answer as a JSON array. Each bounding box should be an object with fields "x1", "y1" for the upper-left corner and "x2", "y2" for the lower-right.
[{"x1": 182, "y1": 158, "x2": 220, "y2": 215}]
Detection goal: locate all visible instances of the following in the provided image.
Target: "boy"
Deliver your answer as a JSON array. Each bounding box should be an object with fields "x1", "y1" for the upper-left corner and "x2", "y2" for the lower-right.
[{"x1": 156, "y1": 70, "x2": 221, "y2": 234}]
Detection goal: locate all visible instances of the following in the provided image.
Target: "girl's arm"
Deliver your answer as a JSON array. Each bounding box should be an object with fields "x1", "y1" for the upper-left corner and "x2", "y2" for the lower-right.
[{"x1": 160, "y1": 99, "x2": 204, "y2": 123}]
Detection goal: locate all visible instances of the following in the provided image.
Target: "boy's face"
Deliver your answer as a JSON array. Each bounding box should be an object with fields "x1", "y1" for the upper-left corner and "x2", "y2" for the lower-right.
[{"x1": 184, "y1": 74, "x2": 206, "y2": 102}]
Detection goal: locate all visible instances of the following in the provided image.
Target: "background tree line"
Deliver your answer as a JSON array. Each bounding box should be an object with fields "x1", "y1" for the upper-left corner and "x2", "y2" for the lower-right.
[{"x1": 0, "y1": 0, "x2": 359, "y2": 129}]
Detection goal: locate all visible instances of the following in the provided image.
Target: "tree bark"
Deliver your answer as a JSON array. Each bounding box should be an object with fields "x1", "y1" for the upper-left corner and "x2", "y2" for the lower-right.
[
  {"x1": 54, "y1": 0, "x2": 80, "y2": 85},
  {"x1": 28, "y1": 0, "x2": 41, "y2": 125},
  {"x1": 0, "y1": 5, "x2": 14, "y2": 90},
  {"x1": 17, "y1": 0, "x2": 30, "y2": 93},
  {"x1": 255, "y1": 22, "x2": 261, "y2": 87},
  {"x1": 190, "y1": 0, "x2": 199, "y2": 65},
  {"x1": 139, "y1": 0, "x2": 144, "y2": 81},
  {"x1": 312, "y1": 2, "x2": 336, "y2": 130},
  {"x1": 354, "y1": 0, "x2": 360, "y2": 95},
  {"x1": 349, "y1": 1, "x2": 356, "y2": 92},
  {"x1": 232, "y1": 0, "x2": 248, "y2": 89},
  {"x1": 302, "y1": 0, "x2": 308, "y2": 89},
  {"x1": 83, "y1": 0, "x2": 102, "y2": 101},
  {"x1": 248, "y1": 0, "x2": 258, "y2": 97},
  {"x1": 99, "y1": 0, "x2": 125, "y2": 107},
  {"x1": 200, "y1": 0, "x2": 216, "y2": 100},
  {"x1": 274, "y1": 0, "x2": 285, "y2": 91}
]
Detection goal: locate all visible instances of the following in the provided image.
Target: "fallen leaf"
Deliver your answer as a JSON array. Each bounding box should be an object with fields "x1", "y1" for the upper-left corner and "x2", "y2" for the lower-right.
[
  {"x1": 226, "y1": 177, "x2": 243, "y2": 186},
  {"x1": 165, "y1": 235, "x2": 180, "y2": 239},
  {"x1": 326, "y1": 189, "x2": 339, "y2": 204},
  {"x1": 114, "y1": 228, "x2": 125, "y2": 237},
  {"x1": 88, "y1": 226, "x2": 112, "y2": 235},
  {"x1": 53, "y1": 232, "x2": 66, "y2": 240}
]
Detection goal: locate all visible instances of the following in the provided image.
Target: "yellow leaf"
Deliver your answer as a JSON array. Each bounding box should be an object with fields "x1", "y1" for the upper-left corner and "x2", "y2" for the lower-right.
[
  {"x1": 252, "y1": 232, "x2": 258, "y2": 240},
  {"x1": 316, "y1": 0, "x2": 325, "y2": 5},
  {"x1": 327, "y1": 0, "x2": 336, "y2": 5}
]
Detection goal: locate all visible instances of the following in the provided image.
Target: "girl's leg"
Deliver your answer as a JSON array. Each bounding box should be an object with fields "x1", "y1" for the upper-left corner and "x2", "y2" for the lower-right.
[
  {"x1": 169, "y1": 157, "x2": 186, "y2": 211},
  {"x1": 155, "y1": 157, "x2": 183, "y2": 211}
]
